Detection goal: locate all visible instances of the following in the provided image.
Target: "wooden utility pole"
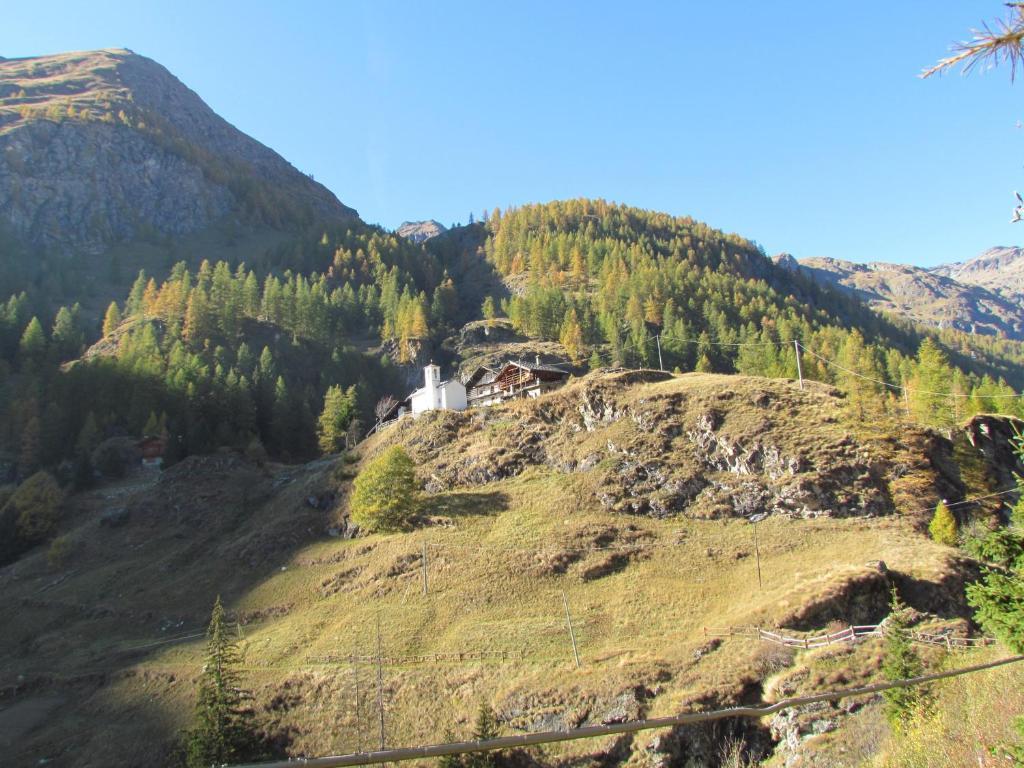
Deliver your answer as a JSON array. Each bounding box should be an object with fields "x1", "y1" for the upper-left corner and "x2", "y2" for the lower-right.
[
  {"x1": 352, "y1": 662, "x2": 363, "y2": 753},
  {"x1": 655, "y1": 335, "x2": 664, "y2": 372},
  {"x1": 421, "y1": 542, "x2": 428, "y2": 596},
  {"x1": 562, "y1": 591, "x2": 581, "y2": 668},
  {"x1": 752, "y1": 523, "x2": 763, "y2": 590},
  {"x1": 793, "y1": 340, "x2": 803, "y2": 390},
  {"x1": 376, "y1": 615, "x2": 385, "y2": 751}
]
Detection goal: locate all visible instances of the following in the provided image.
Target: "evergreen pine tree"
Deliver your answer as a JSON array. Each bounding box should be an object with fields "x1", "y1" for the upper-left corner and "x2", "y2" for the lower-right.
[
  {"x1": 466, "y1": 702, "x2": 500, "y2": 768},
  {"x1": 19, "y1": 317, "x2": 46, "y2": 365},
  {"x1": 438, "y1": 729, "x2": 464, "y2": 768},
  {"x1": 881, "y1": 588, "x2": 924, "y2": 729},
  {"x1": 51, "y1": 305, "x2": 84, "y2": 360},
  {"x1": 966, "y1": 434, "x2": 1024, "y2": 653},
  {"x1": 317, "y1": 385, "x2": 356, "y2": 454},
  {"x1": 183, "y1": 596, "x2": 261, "y2": 767}
]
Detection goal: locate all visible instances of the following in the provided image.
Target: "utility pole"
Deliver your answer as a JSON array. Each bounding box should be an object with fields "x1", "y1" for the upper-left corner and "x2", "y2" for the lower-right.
[
  {"x1": 421, "y1": 541, "x2": 428, "y2": 596},
  {"x1": 793, "y1": 340, "x2": 803, "y2": 390},
  {"x1": 352, "y1": 662, "x2": 363, "y2": 753},
  {"x1": 656, "y1": 335, "x2": 664, "y2": 372},
  {"x1": 752, "y1": 523, "x2": 763, "y2": 590},
  {"x1": 562, "y1": 591, "x2": 581, "y2": 668},
  {"x1": 376, "y1": 615, "x2": 385, "y2": 751}
]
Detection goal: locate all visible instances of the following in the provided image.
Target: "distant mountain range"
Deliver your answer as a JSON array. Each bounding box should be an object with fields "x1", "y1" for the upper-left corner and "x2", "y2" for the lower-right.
[
  {"x1": 775, "y1": 248, "x2": 1024, "y2": 340},
  {"x1": 931, "y1": 246, "x2": 1024, "y2": 300}
]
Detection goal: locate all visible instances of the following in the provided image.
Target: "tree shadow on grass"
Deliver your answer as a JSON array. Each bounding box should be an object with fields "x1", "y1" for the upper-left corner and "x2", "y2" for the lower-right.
[{"x1": 422, "y1": 490, "x2": 510, "y2": 519}]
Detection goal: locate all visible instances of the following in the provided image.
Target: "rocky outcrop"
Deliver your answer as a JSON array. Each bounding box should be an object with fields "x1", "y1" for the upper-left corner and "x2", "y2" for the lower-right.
[
  {"x1": 396, "y1": 219, "x2": 447, "y2": 243},
  {"x1": 370, "y1": 371, "x2": 979, "y2": 524}
]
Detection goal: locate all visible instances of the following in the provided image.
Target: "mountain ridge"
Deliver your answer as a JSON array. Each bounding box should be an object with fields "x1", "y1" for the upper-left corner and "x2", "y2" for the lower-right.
[
  {"x1": 777, "y1": 252, "x2": 1024, "y2": 340},
  {"x1": 0, "y1": 48, "x2": 359, "y2": 310},
  {"x1": 930, "y1": 245, "x2": 1024, "y2": 299}
]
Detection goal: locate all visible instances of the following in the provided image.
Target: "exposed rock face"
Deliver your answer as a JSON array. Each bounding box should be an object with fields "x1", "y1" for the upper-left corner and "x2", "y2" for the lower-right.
[
  {"x1": 782, "y1": 254, "x2": 1024, "y2": 339},
  {"x1": 396, "y1": 219, "x2": 447, "y2": 243},
  {"x1": 0, "y1": 49, "x2": 357, "y2": 255},
  {"x1": 932, "y1": 246, "x2": 1024, "y2": 301},
  {"x1": 371, "y1": 371, "x2": 977, "y2": 524}
]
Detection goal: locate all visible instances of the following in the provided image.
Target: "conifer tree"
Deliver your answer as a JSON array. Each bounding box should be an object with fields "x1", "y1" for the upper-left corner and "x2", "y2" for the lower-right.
[
  {"x1": 928, "y1": 500, "x2": 958, "y2": 546},
  {"x1": 74, "y1": 412, "x2": 100, "y2": 490},
  {"x1": 18, "y1": 415, "x2": 42, "y2": 477},
  {"x1": 481, "y1": 296, "x2": 497, "y2": 323},
  {"x1": 183, "y1": 596, "x2": 261, "y2": 767},
  {"x1": 881, "y1": 588, "x2": 924, "y2": 729},
  {"x1": 966, "y1": 434, "x2": 1024, "y2": 654},
  {"x1": 51, "y1": 305, "x2": 84, "y2": 360},
  {"x1": 103, "y1": 301, "x2": 122, "y2": 337},
  {"x1": 910, "y1": 339, "x2": 955, "y2": 429},
  {"x1": 317, "y1": 385, "x2": 356, "y2": 454},
  {"x1": 125, "y1": 270, "x2": 148, "y2": 315},
  {"x1": 466, "y1": 702, "x2": 500, "y2": 768},
  {"x1": 19, "y1": 317, "x2": 46, "y2": 364},
  {"x1": 559, "y1": 309, "x2": 585, "y2": 364},
  {"x1": 438, "y1": 729, "x2": 464, "y2": 768}
]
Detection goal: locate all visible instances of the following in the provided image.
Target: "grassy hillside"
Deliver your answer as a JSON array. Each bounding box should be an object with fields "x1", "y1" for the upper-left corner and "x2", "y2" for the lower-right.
[{"x1": 0, "y1": 370, "x2": 1010, "y2": 766}]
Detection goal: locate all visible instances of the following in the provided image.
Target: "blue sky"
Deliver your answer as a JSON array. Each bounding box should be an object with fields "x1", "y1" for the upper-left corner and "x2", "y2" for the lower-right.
[{"x1": 3, "y1": 1, "x2": 1021, "y2": 266}]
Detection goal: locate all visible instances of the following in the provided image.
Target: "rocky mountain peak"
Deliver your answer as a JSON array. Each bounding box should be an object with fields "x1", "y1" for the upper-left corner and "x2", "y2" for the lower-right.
[
  {"x1": 0, "y1": 49, "x2": 358, "y2": 257},
  {"x1": 791, "y1": 254, "x2": 1024, "y2": 340},
  {"x1": 931, "y1": 246, "x2": 1024, "y2": 299},
  {"x1": 397, "y1": 219, "x2": 447, "y2": 243}
]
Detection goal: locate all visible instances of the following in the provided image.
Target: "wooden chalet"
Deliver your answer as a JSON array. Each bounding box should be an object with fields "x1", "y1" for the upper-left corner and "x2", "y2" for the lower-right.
[
  {"x1": 137, "y1": 435, "x2": 166, "y2": 469},
  {"x1": 465, "y1": 358, "x2": 569, "y2": 407}
]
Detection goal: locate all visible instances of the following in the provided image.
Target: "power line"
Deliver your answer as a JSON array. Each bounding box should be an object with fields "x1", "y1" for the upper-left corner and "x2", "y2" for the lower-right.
[
  {"x1": 798, "y1": 342, "x2": 1024, "y2": 400},
  {"x1": 229, "y1": 654, "x2": 1024, "y2": 768}
]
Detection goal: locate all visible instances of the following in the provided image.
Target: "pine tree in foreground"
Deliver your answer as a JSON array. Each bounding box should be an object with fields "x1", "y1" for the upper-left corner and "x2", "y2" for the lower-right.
[
  {"x1": 183, "y1": 596, "x2": 261, "y2": 767},
  {"x1": 965, "y1": 431, "x2": 1024, "y2": 654},
  {"x1": 466, "y1": 702, "x2": 500, "y2": 768},
  {"x1": 881, "y1": 588, "x2": 924, "y2": 730}
]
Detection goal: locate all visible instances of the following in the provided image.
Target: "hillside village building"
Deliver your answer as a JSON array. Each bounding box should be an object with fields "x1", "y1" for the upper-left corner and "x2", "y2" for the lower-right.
[
  {"x1": 408, "y1": 363, "x2": 467, "y2": 415},
  {"x1": 376, "y1": 364, "x2": 465, "y2": 426},
  {"x1": 378, "y1": 359, "x2": 569, "y2": 430},
  {"x1": 465, "y1": 358, "x2": 569, "y2": 407}
]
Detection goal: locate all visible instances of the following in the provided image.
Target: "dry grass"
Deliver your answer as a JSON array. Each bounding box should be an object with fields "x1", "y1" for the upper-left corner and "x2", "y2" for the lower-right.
[
  {"x1": 878, "y1": 646, "x2": 1024, "y2": 767},
  {"x1": 0, "y1": 371, "x2": 1001, "y2": 766}
]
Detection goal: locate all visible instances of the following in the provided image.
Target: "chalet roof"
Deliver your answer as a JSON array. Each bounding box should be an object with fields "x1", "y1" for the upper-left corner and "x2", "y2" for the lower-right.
[
  {"x1": 464, "y1": 366, "x2": 499, "y2": 388},
  {"x1": 508, "y1": 360, "x2": 569, "y2": 375}
]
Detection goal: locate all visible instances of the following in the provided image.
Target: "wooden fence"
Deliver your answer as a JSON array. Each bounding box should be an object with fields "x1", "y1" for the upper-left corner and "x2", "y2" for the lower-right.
[
  {"x1": 306, "y1": 649, "x2": 526, "y2": 666},
  {"x1": 702, "y1": 623, "x2": 994, "y2": 650}
]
